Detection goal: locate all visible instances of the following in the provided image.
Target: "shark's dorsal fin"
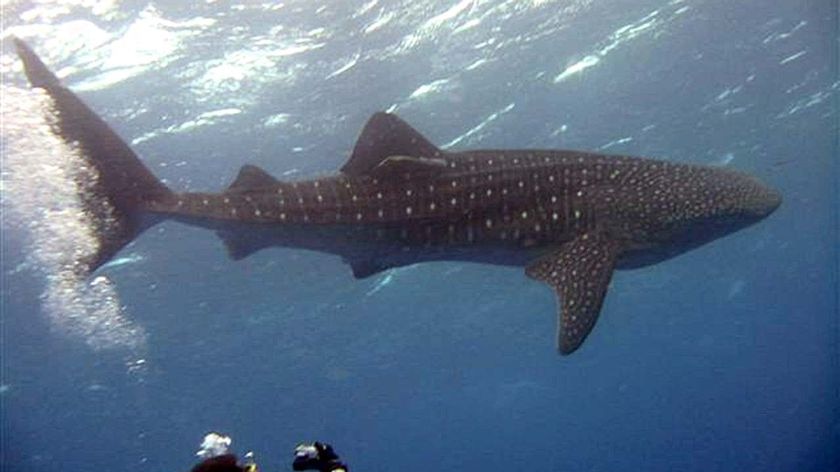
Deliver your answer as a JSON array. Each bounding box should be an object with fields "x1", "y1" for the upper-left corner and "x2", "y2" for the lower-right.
[
  {"x1": 226, "y1": 165, "x2": 277, "y2": 193},
  {"x1": 342, "y1": 112, "x2": 443, "y2": 177},
  {"x1": 369, "y1": 155, "x2": 448, "y2": 180},
  {"x1": 526, "y1": 233, "x2": 621, "y2": 355}
]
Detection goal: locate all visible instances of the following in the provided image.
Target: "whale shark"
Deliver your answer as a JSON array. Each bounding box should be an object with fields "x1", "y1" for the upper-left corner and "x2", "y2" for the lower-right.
[{"x1": 13, "y1": 38, "x2": 781, "y2": 354}]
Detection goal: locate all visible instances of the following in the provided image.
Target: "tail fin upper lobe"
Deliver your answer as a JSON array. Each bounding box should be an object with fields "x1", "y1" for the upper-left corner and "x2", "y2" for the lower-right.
[{"x1": 14, "y1": 38, "x2": 173, "y2": 273}]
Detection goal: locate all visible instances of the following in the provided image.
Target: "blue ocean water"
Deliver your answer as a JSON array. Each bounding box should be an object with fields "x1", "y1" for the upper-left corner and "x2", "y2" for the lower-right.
[{"x1": 1, "y1": 0, "x2": 837, "y2": 471}]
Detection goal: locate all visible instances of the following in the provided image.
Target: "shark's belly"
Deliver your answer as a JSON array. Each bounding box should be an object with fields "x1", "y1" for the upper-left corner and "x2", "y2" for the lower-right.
[{"x1": 198, "y1": 216, "x2": 569, "y2": 275}]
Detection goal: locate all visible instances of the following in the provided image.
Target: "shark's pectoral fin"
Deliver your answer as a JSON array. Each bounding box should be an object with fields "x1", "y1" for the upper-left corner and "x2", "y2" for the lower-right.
[
  {"x1": 226, "y1": 165, "x2": 278, "y2": 193},
  {"x1": 341, "y1": 112, "x2": 444, "y2": 177},
  {"x1": 526, "y1": 233, "x2": 621, "y2": 355}
]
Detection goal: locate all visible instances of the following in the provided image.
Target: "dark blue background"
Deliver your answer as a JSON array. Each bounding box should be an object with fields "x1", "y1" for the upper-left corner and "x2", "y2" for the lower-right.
[{"x1": 2, "y1": 1, "x2": 837, "y2": 471}]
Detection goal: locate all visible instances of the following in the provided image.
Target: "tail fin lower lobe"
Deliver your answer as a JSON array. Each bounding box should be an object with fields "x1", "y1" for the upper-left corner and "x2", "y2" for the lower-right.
[{"x1": 14, "y1": 38, "x2": 174, "y2": 273}]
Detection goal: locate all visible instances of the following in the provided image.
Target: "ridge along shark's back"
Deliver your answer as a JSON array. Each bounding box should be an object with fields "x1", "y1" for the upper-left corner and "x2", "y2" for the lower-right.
[{"x1": 13, "y1": 37, "x2": 781, "y2": 355}]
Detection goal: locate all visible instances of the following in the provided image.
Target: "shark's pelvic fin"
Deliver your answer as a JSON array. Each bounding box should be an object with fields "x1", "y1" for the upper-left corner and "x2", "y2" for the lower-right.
[
  {"x1": 341, "y1": 112, "x2": 444, "y2": 176},
  {"x1": 14, "y1": 37, "x2": 174, "y2": 274},
  {"x1": 526, "y1": 233, "x2": 621, "y2": 355},
  {"x1": 226, "y1": 165, "x2": 278, "y2": 193}
]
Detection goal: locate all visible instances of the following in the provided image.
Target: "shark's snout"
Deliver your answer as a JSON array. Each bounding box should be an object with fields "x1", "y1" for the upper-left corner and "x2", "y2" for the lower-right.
[
  {"x1": 765, "y1": 186, "x2": 782, "y2": 213},
  {"x1": 745, "y1": 177, "x2": 782, "y2": 218}
]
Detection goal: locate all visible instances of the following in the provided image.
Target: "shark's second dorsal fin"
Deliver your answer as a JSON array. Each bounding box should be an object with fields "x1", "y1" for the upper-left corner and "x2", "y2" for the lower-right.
[
  {"x1": 226, "y1": 165, "x2": 277, "y2": 193},
  {"x1": 526, "y1": 233, "x2": 621, "y2": 355},
  {"x1": 341, "y1": 112, "x2": 443, "y2": 177}
]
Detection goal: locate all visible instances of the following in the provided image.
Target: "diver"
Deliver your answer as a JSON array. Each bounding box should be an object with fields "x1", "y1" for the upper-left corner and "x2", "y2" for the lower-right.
[
  {"x1": 292, "y1": 442, "x2": 349, "y2": 472},
  {"x1": 190, "y1": 432, "x2": 348, "y2": 472}
]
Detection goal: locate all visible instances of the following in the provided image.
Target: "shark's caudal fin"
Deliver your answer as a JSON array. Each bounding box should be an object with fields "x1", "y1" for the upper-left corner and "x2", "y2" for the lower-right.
[{"x1": 14, "y1": 38, "x2": 174, "y2": 274}]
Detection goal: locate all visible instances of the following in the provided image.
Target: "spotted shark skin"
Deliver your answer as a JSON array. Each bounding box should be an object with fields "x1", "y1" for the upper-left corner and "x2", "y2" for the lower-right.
[{"x1": 14, "y1": 38, "x2": 782, "y2": 354}]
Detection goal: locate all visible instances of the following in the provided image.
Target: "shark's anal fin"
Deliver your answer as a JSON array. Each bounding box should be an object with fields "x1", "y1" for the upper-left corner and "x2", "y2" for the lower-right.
[
  {"x1": 526, "y1": 233, "x2": 621, "y2": 355},
  {"x1": 226, "y1": 165, "x2": 278, "y2": 193},
  {"x1": 347, "y1": 258, "x2": 389, "y2": 279},
  {"x1": 217, "y1": 229, "x2": 272, "y2": 261},
  {"x1": 341, "y1": 112, "x2": 444, "y2": 177}
]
